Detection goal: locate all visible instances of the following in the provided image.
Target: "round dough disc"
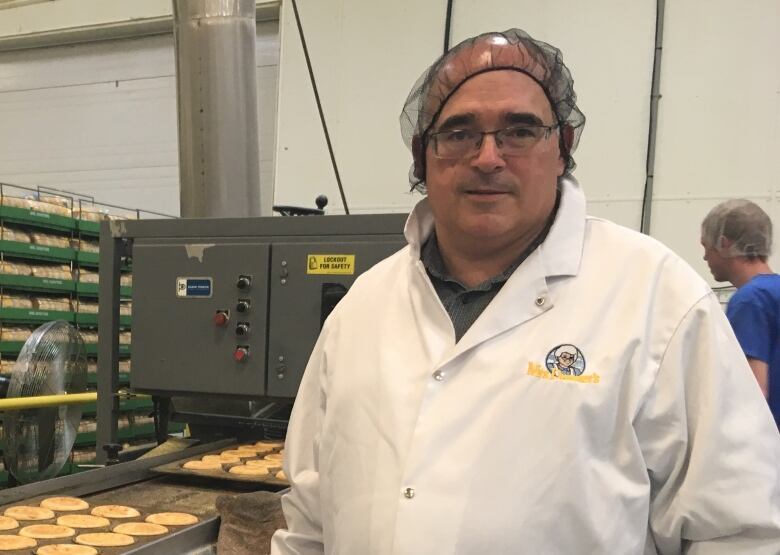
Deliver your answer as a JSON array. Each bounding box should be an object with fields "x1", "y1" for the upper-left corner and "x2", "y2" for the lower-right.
[
  {"x1": 0, "y1": 515, "x2": 19, "y2": 531},
  {"x1": 56, "y1": 514, "x2": 111, "y2": 529},
  {"x1": 202, "y1": 454, "x2": 241, "y2": 464},
  {"x1": 220, "y1": 449, "x2": 256, "y2": 458},
  {"x1": 90, "y1": 505, "x2": 140, "y2": 519},
  {"x1": 145, "y1": 512, "x2": 199, "y2": 526},
  {"x1": 237, "y1": 444, "x2": 273, "y2": 455},
  {"x1": 244, "y1": 459, "x2": 281, "y2": 469},
  {"x1": 113, "y1": 522, "x2": 168, "y2": 536},
  {"x1": 0, "y1": 535, "x2": 37, "y2": 551},
  {"x1": 183, "y1": 460, "x2": 223, "y2": 471},
  {"x1": 40, "y1": 497, "x2": 90, "y2": 512},
  {"x1": 75, "y1": 532, "x2": 135, "y2": 547},
  {"x1": 19, "y1": 524, "x2": 76, "y2": 539},
  {"x1": 4, "y1": 506, "x2": 55, "y2": 521},
  {"x1": 37, "y1": 545, "x2": 98, "y2": 555},
  {"x1": 264, "y1": 453, "x2": 284, "y2": 461},
  {"x1": 229, "y1": 464, "x2": 269, "y2": 476},
  {"x1": 254, "y1": 440, "x2": 284, "y2": 450}
]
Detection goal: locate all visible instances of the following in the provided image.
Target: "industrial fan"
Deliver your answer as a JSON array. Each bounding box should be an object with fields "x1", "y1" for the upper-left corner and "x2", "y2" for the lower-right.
[{"x1": 1, "y1": 321, "x2": 88, "y2": 484}]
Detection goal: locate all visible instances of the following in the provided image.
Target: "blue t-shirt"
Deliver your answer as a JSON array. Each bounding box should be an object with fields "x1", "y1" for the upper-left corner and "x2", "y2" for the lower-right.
[{"x1": 726, "y1": 274, "x2": 780, "y2": 427}]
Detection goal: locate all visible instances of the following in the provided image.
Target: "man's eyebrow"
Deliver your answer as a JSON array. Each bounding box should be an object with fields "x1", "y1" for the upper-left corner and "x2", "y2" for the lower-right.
[
  {"x1": 504, "y1": 112, "x2": 546, "y2": 126},
  {"x1": 433, "y1": 113, "x2": 476, "y2": 132}
]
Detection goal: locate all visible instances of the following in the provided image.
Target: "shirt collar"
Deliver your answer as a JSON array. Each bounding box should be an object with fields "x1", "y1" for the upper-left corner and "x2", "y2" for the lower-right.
[{"x1": 404, "y1": 175, "x2": 586, "y2": 279}]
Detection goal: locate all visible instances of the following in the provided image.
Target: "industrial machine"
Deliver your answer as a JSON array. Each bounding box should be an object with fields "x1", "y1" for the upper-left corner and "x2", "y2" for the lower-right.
[
  {"x1": 0, "y1": 213, "x2": 406, "y2": 554},
  {"x1": 0, "y1": 1, "x2": 409, "y2": 551},
  {"x1": 99, "y1": 212, "x2": 406, "y2": 443}
]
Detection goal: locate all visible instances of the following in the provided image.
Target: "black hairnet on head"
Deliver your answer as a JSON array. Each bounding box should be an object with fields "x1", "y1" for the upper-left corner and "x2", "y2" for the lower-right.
[{"x1": 400, "y1": 28, "x2": 586, "y2": 193}]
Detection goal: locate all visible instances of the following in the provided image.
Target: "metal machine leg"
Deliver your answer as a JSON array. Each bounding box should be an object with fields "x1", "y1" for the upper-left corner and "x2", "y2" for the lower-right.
[{"x1": 96, "y1": 224, "x2": 126, "y2": 464}]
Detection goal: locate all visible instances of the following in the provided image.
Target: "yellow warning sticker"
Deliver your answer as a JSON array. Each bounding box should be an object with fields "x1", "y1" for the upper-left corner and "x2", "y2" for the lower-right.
[{"x1": 306, "y1": 254, "x2": 355, "y2": 275}]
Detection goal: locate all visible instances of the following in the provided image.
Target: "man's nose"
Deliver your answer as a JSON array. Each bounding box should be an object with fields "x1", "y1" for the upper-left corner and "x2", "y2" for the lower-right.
[{"x1": 470, "y1": 134, "x2": 506, "y2": 173}]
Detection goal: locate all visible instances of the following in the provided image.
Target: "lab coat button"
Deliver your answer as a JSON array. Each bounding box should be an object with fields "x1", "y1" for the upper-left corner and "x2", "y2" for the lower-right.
[
  {"x1": 403, "y1": 487, "x2": 415, "y2": 499},
  {"x1": 535, "y1": 296, "x2": 546, "y2": 307},
  {"x1": 432, "y1": 370, "x2": 444, "y2": 381}
]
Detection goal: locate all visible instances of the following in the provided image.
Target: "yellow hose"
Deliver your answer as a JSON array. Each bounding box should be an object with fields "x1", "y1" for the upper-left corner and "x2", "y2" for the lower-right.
[{"x1": 0, "y1": 392, "x2": 98, "y2": 410}]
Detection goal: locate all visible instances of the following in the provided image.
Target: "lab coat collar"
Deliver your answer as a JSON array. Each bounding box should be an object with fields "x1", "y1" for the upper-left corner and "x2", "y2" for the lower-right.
[{"x1": 403, "y1": 176, "x2": 586, "y2": 279}]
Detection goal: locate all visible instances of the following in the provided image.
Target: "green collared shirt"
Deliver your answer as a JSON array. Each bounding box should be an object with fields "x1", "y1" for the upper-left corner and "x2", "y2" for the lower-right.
[{"x1": 421, "y1": 192, "x2": 559, "y2": 342}]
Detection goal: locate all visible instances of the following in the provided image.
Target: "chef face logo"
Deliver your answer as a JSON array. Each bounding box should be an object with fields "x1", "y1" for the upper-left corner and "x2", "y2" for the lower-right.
[{"x1": 545, "y1": 344, "x2": 586, "y2": 377}]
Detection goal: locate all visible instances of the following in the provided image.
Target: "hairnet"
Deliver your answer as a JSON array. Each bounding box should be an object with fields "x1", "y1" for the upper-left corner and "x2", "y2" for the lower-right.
[
  {"x1": 400, "y1": 28, "x2": 586, "y2": 193},
  {"x1": 701, "y1": 199, "x2": 772, "y2": 259}
]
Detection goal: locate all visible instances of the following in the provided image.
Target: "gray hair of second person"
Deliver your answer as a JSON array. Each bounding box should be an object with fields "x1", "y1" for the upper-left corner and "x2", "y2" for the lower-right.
[
  {"x1": 701, "y1": 199, "x2": 773, "y2": 259},
  {"x1": 399, "y1": 28, "x2": 586, "y2": 194}
]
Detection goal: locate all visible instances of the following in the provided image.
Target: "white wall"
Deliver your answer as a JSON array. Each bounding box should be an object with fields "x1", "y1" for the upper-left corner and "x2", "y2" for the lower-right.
[
  {"x1": 274, "y1": 0, "x2": 780, "y2": 286},
  {"x1": 650, "y1": 0, "x2": 780, "y2": 284},
  {"x1": 0, "y1": 0, "x2": 279, "y2": 38},
  {"x1": 0, "y1": 23, "x2": 280, "y2": 216},
  {"x1": 0, "y1": 0, "x2": 170, "y2": 36},
  {"x1": 0, "y1": 0, "x2": 778, "y2": 283},
  {"x1": 274, "y1": 0, "x2": 655, "y2": 227}
]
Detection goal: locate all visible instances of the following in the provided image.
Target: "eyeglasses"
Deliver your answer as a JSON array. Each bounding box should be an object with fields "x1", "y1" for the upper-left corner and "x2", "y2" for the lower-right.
[{"x1": 429, "y1": 124, "x2": 557, "y2": 159}]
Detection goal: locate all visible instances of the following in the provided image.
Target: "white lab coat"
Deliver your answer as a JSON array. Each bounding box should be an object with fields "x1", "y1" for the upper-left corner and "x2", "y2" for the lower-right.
[{"x1": 272, "y1": 178, "x2": 780, "y2": 555}]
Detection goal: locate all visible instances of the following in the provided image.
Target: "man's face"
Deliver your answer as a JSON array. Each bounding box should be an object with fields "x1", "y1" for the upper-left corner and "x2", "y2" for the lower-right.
[
  {"x1": 701, "y1": 237, "x2": 730, "y2": 282},
  {"x1": 557, "y1": 352, "x2": 575, "y2": 368},
  {"x1": 424, "y1": 70, "x2": 564, "y2": 251}
]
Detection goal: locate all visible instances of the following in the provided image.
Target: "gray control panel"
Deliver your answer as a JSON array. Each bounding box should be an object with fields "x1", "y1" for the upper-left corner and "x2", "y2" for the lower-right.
[
  {"x1": 132, "y1": 241, "x2": 271, "y2": 397},
  {"x1": 126, "y1": 217, "x2": 407, "y2": 399},
  {"x1": 266, "y1": 241, "x2": 404, "y2": 397}
]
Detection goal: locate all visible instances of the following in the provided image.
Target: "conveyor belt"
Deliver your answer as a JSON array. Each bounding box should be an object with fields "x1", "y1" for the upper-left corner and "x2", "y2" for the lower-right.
[{"x1": 0, "y1": 439, "x2": 284, "y2": 554}]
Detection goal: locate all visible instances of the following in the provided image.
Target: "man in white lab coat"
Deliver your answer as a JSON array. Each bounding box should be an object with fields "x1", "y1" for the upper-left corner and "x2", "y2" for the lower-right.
[{"x1": 272, "y1": 29, "x2": 780, "y2": 554}]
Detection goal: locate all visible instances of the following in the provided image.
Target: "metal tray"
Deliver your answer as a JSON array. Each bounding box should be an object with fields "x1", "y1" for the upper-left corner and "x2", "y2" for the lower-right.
[{"x1": 150, "y1": 446, "x2": 288, "y2": 489}]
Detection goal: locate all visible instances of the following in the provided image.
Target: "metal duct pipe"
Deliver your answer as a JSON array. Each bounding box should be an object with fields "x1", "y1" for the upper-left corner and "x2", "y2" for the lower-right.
[{"x1": 173, "y1": 0, "x2": 261, "y2": 218}]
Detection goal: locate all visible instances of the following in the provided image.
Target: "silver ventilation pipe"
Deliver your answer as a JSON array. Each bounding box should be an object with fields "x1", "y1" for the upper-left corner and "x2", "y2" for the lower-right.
[{"x1": 173, "y1": 0, "x2": 261, "y2": 218}]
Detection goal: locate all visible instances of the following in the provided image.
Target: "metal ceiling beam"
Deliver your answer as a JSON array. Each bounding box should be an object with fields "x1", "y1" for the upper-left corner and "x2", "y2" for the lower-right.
[{"x1": 0, "y1": 1, "x2": 280, "y2": 52}]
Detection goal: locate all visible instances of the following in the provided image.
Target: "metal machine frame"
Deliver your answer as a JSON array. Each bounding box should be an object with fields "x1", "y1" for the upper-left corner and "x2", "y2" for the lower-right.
[{"x1": 96, "y1": 214, "x2": 407, "y2": 463}]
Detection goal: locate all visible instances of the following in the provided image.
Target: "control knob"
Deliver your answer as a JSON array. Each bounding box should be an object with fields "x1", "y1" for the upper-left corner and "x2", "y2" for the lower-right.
[
  {"x1": 236, "y1": 275, "x2": 252, "y2": 290},
  {"x1": 236, "y1": 323, "x2": 250, "y2": 337},
  {"x1": 213, "y1": 311, "x2": 229, "y2": 327},
  {"x1": 234, "y1": 347, "x2": 249, "y2": 362},
  {"x1": 236, "y1": 300, "x2": 251, "y2": 313}
]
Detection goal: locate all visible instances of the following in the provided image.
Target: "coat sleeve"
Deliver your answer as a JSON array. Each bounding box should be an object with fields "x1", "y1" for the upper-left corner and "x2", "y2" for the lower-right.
[
  {"x1": 635, "y1": 292, "x2": 780, "y2": 555},
  {"x1": 270, "y1": 328, "x2": 329, "y2": 555}
]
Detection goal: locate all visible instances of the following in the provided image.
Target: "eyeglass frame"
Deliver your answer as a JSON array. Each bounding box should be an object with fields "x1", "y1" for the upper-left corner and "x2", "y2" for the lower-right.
[{"x1": 427, "y1": 123, "x2": 559, "y2": 159}]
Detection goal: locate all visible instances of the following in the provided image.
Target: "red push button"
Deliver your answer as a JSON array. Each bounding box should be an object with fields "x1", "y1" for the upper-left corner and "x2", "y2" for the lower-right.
[
  {"x1": 234, "y1": 347, "x2": 249, "y2": 362},
  {"x1": 214, "y1": 311, "x2": 229, "y2": 327}
]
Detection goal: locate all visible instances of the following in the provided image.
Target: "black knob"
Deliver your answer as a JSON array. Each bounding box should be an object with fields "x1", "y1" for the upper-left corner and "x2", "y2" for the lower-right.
[
  {"x1": 237, "y1": 275, "x2": 251, "y2": 289},
  {"x1": 102, "y1": 443, "x2": 123, "y2": 466},
  {"x1": 236, "y1": 323, "x2": 250, "y2": 336},
  {"x1": 315, "y1": 195, "x2": 328, "y2": 210},
  {"x1": 236, "y1": 300, "x2": 250, "y2": 313}
]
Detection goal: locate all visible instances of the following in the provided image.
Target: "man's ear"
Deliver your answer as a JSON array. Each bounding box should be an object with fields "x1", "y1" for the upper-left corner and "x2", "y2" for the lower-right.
[
  {"x1": 561, "y1": 124, "x2": 575, "y2": 153},
  {"x1": 412, "y1": 134, "x2": 426, "y2": 182},
  {"x1": 556, "y1": 124, "x2": 575, "y2": 176}
]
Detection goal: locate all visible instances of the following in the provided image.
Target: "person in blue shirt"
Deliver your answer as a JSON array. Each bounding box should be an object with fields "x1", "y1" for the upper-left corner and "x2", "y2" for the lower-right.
[{"x1": 702, "y1": 199, "x2": 780, "y2": 426}]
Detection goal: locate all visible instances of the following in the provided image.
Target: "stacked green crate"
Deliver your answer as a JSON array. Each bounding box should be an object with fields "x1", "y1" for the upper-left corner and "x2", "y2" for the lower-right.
[{"x1": 0, "y1": 190, "x2": 182, "y2": 477}]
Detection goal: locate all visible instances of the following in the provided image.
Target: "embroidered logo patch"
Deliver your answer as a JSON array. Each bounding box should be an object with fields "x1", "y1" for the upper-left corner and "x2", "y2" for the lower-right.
[{"x1": 527, "y1": 343, "x2": 600, "y2": 384}]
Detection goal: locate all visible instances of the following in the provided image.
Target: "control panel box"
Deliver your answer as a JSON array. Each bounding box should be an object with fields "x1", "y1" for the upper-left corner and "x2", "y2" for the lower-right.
[
  {"x1": 132, "y1": 241, "x2": 271, "y2": 397},
  {"x1": 266, "y1": 241, "x2": 404, "y2": 397}
]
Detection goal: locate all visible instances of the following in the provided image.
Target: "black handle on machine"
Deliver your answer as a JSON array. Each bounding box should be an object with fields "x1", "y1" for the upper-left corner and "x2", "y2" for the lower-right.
[{"x1": 102, "y1": 443, "x2": 123, "y2": 466}]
